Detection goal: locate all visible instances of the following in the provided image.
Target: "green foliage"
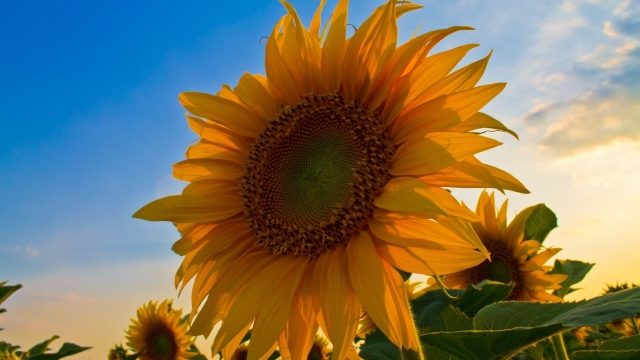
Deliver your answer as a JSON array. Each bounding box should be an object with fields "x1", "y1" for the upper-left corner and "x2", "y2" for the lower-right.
[
  {"x1": 26, "y1": 337, "x2": 60, "y2": 356},
  {"x1": 0, "y1": 281, "x2": 22, "y2": 329},
  {"x1": 360, "y1": 281, "x2": 513, "y2": 359},
  {"x1": 0, "y1": 281, "x2": 91, "y2": 360},
  {"x1": 424, "y1": 287, "x2": 640, "y2": 360},
  {"x1": 569, "y1": 334, "x2": 640, "y2": 359},
  {"x1": 572, "y1": 350, "x2": 640, "y2": 360},
  {"x1": 28, "y1": 342, "x2": 91, "y2": 360},
  {"x1": 550, "y1": 260, "x2": 595, "y2": 298},
  {"x1": 523, "y1": 204, "x2": 557, "y2": 243},
  {"x1": 358, "y1": 282, "x2": 640, "y2": 360}
]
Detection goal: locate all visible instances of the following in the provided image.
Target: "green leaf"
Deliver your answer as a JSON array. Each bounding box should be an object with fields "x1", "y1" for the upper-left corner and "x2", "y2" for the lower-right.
[
  {"x1": 28, "y1": 336, "x2": 61, "y2": 355},
  {"x1": 453, "y1": 280, "x2": 513, "y2": 317},
  {"x1": 0, "y1": 341, "x2": 21, "y2": 354},
  {"x1": 599, "y1": 335, "x2": 640, "y2": 350},
  {"x1": 422, "y1": 287, "x2": 640, "y2": 360},
  {"x1": 29, "y1": 342, "x2": 91, "y2": 360},
  {"x1": 359, "y1": 281, "x2": 513, "y2": 359},
  {"x1": 524, "y1": 204, "x2": 557, "y2": 243},
  {"x1": 358, "y1": 328, "x2": 401, "y2": 360},
  {"x1": 439, "y1": 306, "x2": 472, "y2": 331},
  {"x1": 550, "y1": 259, "x2": 595, "y2": 298},
  {"x1": 0, "y1": 282, "x2": 22, "y2": 307},
  {"x1": 572, "y1": 350, "x2": 640, "y2": 359}
]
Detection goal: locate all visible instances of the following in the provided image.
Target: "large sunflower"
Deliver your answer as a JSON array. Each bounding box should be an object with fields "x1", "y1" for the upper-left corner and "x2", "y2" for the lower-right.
[
  {"x1": 438, "y1": 191, "x2": 566, "y2": 301},
  {"x1": 134, "y1": 0, "x2": 527, "y2": 358},
  {"x1": 126, "y1": 300, "x2": 192, "y2": 360}
]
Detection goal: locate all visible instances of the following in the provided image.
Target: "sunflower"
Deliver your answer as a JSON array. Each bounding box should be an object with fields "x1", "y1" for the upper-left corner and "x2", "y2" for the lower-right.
[
  {"x1": 134, "y1": 0, "x2": 527, "y2": 358},
  {"x1": 437, "y1": 191, "x2": 566, "y2": 301},
  {"x1": 108, "y1": 344, "x2": 128, "y2": 360},
  {"x1": 126, "y1": 300, "x2": 192, "y2": 360}
]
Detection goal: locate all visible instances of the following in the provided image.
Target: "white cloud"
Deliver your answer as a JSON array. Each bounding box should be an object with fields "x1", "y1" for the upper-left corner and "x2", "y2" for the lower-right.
[
  {"x1": 602, "y1": 20, "x2": 619, "y2": 38},
  {"x1": 11, "y1": 245, "x2": 41, "y2": 257},
  {"x1": 540, "y1": 88, "x2": 640, "y2": 155}
]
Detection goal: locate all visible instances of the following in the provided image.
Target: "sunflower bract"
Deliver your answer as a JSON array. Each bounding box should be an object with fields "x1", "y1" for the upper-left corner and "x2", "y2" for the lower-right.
[{"x1": 134, "y1": 1, "x2": 527, "y2": 359}]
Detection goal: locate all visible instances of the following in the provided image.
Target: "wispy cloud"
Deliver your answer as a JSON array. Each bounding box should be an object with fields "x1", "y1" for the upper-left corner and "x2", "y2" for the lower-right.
[
  {"x1": 10, "y1": 245, "x2": 41, "y2": 257},
  {"x1": 541, "y1": 88, "x2": 640, "y2": 155},
  {"x1": 519, "y1": 0, "x2": 640, "y2": 156}
]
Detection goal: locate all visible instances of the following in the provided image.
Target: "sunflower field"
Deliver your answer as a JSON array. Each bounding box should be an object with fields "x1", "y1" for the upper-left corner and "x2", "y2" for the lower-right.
[{"x1": 2, "y1": 1, "x2": 639, "y2": 359}]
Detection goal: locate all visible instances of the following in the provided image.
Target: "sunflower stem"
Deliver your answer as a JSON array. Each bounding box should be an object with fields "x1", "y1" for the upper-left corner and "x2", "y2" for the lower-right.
[
  {"x1": 551, "y1": 333, "x2": 570, "y2": 360},
  {"x1": 434, "y1": 275, "x2": 458, "y2": 300}
]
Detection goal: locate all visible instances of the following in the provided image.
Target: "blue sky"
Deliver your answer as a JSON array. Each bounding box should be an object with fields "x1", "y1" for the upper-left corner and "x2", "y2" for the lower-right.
[{"x1": 1, "y1": 0, "x2": 639, "y2": 358}]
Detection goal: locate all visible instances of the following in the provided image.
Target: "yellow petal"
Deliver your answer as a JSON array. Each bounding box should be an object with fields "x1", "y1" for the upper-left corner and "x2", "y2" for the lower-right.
[
  {"x1": 171, "y1": 223, "x2": 216, "y2": 255},
  {"x1": 188, "y1": 248, "x2": 268, "y2": 336},
  {"x1": 248, "y1": 257, "x2": 308, "y2": 360},
  {"x1": 221, "y1": 323, "x2": 252, "y2": 360},
  {"x1": 420, "y1": 156, "x2": 528, "y2": 193},
  {"x1": 427, "y1": 186, "x2": 479, "y2": 222},
  {"x1": 234, "y1": 73, "x2": 280, "y2": 120},
  {"x1": 391, "y1": 133, "x2": 501, "y2": 176},
  {"x1": 376, "y1": 240, "x2": 486, "y2": 275},
  {"x1": 369, "y1": 217, "x2": 474, "y2": 250},
  {"x1": 275, "y1": 9, "x2": 315, "y2": 95},
  {"x1": 437, "y1": 215, "x2": 489, "y2": 259},
  {"x1": 281, "y1": 272, "x2": 318, "y2": 360},
  {"x1": 265, "y1": 19, "x2": 302, "y2": 104},
  {"x1": 404, "y1": 42, "x2": 478, "y2": 105},
  {"x1": 173, "y1": 158, "x2": 244, "y2": 182},
  {"x1": 320, "y1": 0, "x2": 348, "y2": 92},
  {"x1": 530, "y1": 247, "x2": 562, "y2": 267},
  {"x1": 449, "y1": 112, "x2": 519, "y2": 139},
  {"x1": 342, "y1": 1, "x2": 395, "y2": 101},
  {"x1": 414, "y1": 51, "x2": 492, "y2": 103},
  {"x1": 185, "y1": 140, "x2": 246, "y2": 165},
  {"x1": 312, "y1": 248, "x2": 361, "y2": 360},
  {"x1": 374, "y1": 177, "x2": 446, "y2": 215},
  {"x1": 132, "y1": 192, "x2": 241, "y2": 223},
  {"x1": 179, "y1": 92, "x2": 266, "y2": 138},
  {"x1": 309, "y1": 0, "x2": 327, "y2": 36},
  {"x1": 365, "y1": 31, "x2": 437, "y2": 110},
  {"x1": 506, "y1": 205, "x2": 538, "y2": 247},
  {"x1": 186, "y1": 116, "x2": 249, "y2": 153},
  {"x1": 392, "y1": 83, "x2": 506, "y2": 143},
  {"x1": 209, "y1": 252, "x2": 302, "y2": 351},
  {"x1": 347, "y1": 232, "x2": 419, "y2": 349},
  {"x1": 181, "y1": 179, "x2": 241, "y2": 196}
]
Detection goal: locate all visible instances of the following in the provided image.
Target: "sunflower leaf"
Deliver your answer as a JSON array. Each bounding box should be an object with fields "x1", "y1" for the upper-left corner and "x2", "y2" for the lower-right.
[
  {"x1": 27, "y1": 336, "x2": 61, "y2": 356},
  {"x1": 28, "y1": 342, "x2": 91, "y2": 360},
  {"x1": 421, "y1": 287, "x2": 640, "y2": 360},
  {"x1": 524, "y1": 204, "x2": 557, "y2": 243},
  {"x1": 453, "y1": 280, "x2": 513, "y2": 317},
  {"x1": 599, "y1": 335, "x2": 640, "y2": 350},
  {"x1": 571, "y1": 350, "x2": 640, "y2": 360},
  {"x1": 550, "y1": 259, "x2": 595, "y2": 298},
  {"x1": 0, "y1": 282, "x2": 22, "y2": 307},
  {"x1": 358, "y1": 328, "x2": 401, "y2": 360}
]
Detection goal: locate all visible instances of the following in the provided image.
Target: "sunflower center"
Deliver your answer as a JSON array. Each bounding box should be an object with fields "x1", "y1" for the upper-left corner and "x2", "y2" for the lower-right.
[
  {"x1": 145, "y1": 325, "x2": 177, "y2": 360},
  {"x1": 243, "y1": 93, "x2": 394, "y2": 257},
  {"x1": 470, "y1": 241, "x2": 525, "y2": 300}
]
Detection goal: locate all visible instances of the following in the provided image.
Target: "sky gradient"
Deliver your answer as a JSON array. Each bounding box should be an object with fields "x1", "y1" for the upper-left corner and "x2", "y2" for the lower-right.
[{"x1": 1, "y1": 0, "x2": 639, "y2": 358}]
